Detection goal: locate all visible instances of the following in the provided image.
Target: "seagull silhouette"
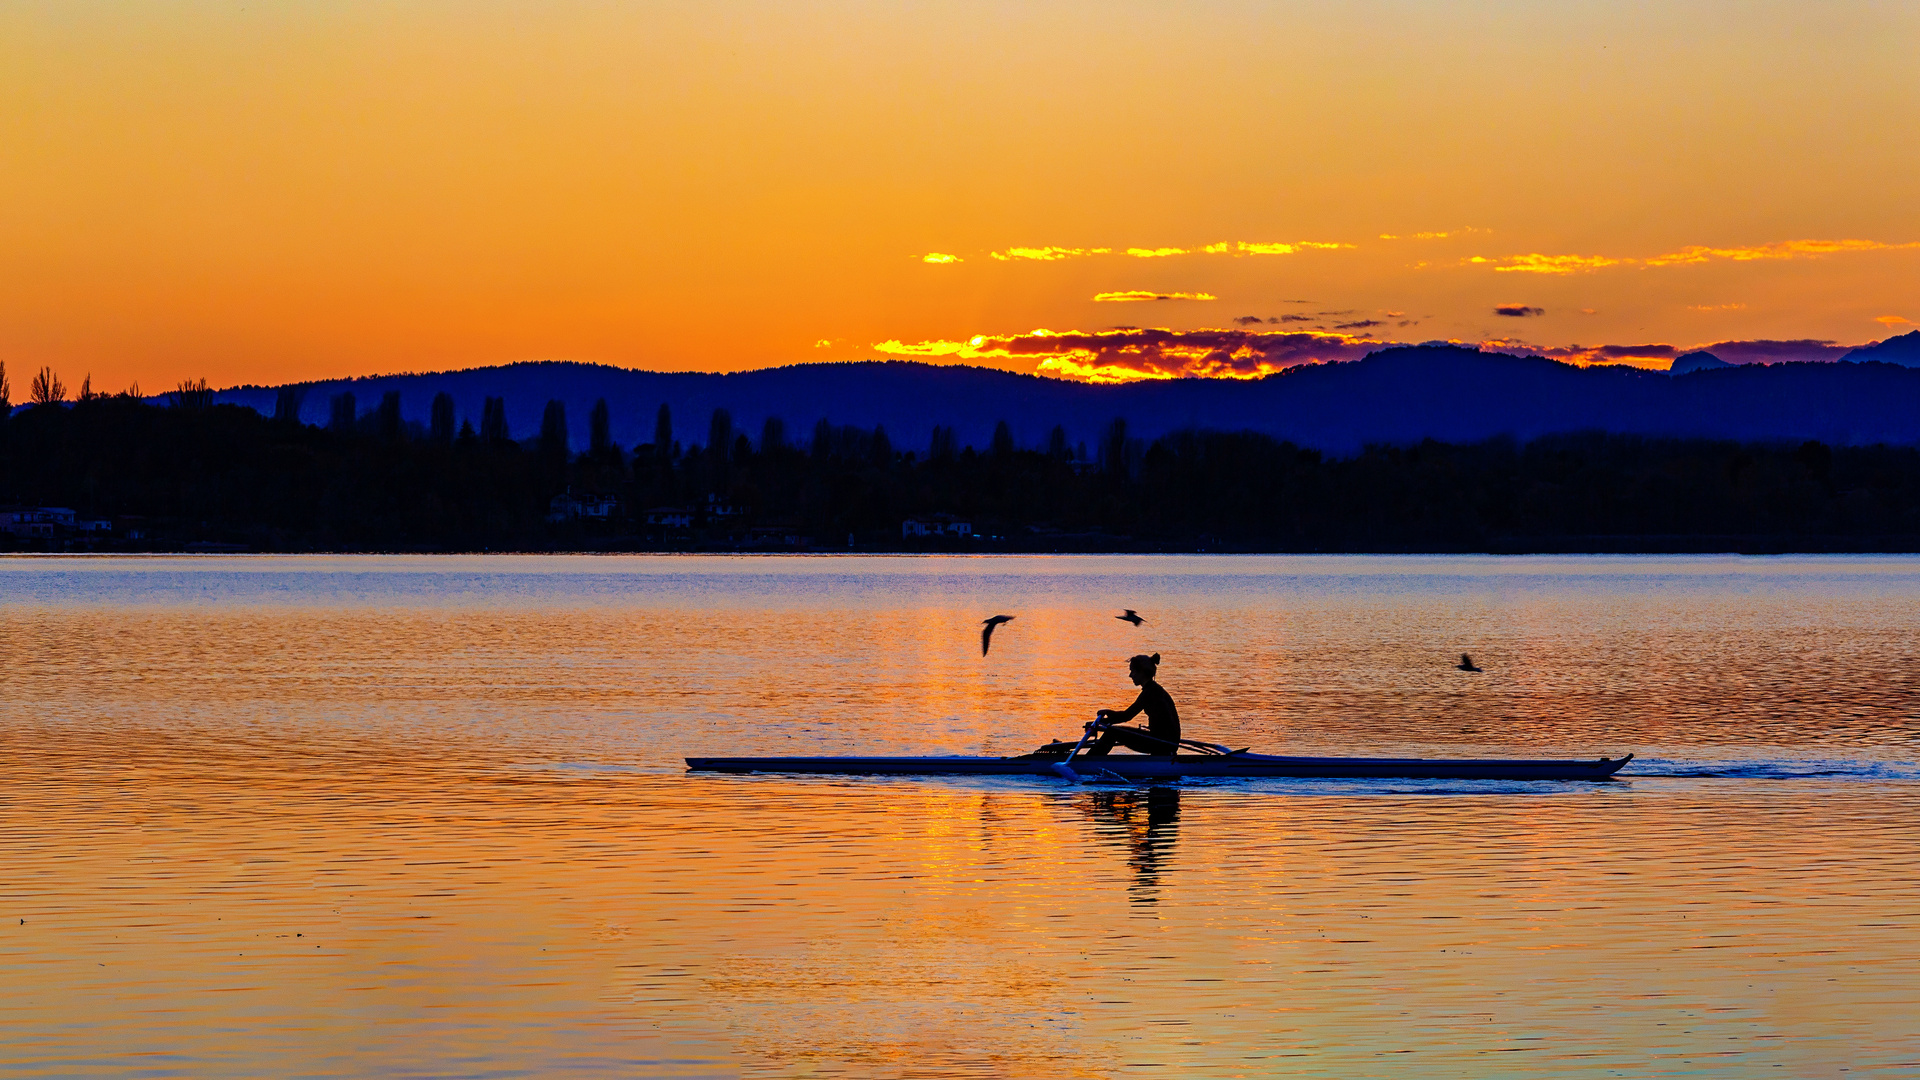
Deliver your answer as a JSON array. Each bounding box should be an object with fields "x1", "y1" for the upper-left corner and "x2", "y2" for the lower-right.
[
  {"x1": 981, "y1": 615, "x2": 1015, "y2": 656},
  {"x1": 1116, "y1": 609, "x2": 1144, "y2": 626},
  {"x1": 1456, "y1": 653, "x2": 1482, "y2": 672}
]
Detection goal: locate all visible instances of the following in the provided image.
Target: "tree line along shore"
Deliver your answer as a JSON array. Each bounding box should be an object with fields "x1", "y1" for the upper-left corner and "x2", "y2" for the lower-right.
[{"x1": 5, "y1": 383, "x2": 1920, "y2": 553}]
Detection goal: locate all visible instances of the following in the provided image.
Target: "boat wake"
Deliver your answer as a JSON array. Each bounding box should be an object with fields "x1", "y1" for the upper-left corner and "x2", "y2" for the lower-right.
[{"x1": 1620, "y1": 757, "x2": 1920, "y2": 782}]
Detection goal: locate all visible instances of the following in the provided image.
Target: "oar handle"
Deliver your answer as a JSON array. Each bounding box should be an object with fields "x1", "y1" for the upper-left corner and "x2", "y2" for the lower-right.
[{"x1": 1049, "y1": 712, "x2": 1108, "y2": 783}]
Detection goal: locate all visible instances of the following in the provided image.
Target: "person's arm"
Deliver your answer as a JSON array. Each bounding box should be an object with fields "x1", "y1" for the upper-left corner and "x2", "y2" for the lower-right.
[{"x1": 1100, "y1": 689, "x2": 1150, "y2": 725}]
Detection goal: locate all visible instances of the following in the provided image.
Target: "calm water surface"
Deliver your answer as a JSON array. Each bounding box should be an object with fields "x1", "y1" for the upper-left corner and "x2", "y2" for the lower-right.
[{"x1": 1, "y1": 555, "x2": 1917, "y2": 1077}]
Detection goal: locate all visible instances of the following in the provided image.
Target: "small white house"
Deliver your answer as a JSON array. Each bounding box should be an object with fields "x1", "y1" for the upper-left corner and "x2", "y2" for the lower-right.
[
  {"x1": 645, "y1": 506, "x2": 695, "y2": 528},
  {"x1": 902, "y1": 513, "x2": 972, "y2": 539}
]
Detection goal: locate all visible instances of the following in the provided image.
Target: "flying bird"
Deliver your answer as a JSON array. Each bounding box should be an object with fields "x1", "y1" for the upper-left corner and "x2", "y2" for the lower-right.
[
  {"x1": 1456, "y1": 654, "x2": 1482, "y2": 672},
  {"x1": 981, "y1": 615, "x2": 1015, "y2": 656},
  {"x1": 1116, "y1": 609, "x2": 1144, "y2": 626}
]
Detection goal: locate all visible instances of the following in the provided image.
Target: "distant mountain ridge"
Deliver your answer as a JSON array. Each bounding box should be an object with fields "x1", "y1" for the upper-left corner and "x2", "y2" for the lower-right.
[
  {"x1": 211, "y1": 341, "x2": 1920, "y2": 455},
  {"x1": 1839, "y1": 330, "x2": 1920, "y2": 366}
]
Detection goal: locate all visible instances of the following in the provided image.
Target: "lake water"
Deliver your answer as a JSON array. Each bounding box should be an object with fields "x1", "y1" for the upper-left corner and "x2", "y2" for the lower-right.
[{"x1": 1, "y1": 554, "x2": 1916, "y2": 1077}]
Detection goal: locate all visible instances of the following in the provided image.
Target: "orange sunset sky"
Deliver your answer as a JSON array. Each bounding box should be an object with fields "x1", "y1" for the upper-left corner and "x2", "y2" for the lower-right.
[{"x1": 3, "y1": 2, "x2": 1917, "y2": 391}]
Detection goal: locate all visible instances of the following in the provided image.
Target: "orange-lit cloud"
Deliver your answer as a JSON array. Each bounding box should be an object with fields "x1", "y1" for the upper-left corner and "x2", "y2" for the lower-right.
[
  {"x1": 1469, "y1": 253, "x2": 1627, "y2": 274},
  {"x1": 873, "y1": 327, "x2": 1386, "y2": 382},
  {"x1": 1875, "y1": 315, "x2": 1916, "y2": 328},
  {"x1": 1380, "y1": 228, "x2": 1489, "y2": 240},
  {"x1": 1459, "y1": 238, "x2": 1918, "y2": 277},
  {"x1": 1688, "y1": 303, "x2": 1748, "y2": 311},
  {"x1": 1239, "y1": 241, "x2": 1347, "y2": 255},
  {"x1": 921, "y1": 252, "x2": 961, "y2": 264},
  {"x1": 1092, "y1": 291, "x2": 1217, "y2": 302},
  {"x1": 1644, "y1": 239, "x2": 1920, "y2": 267},
  {"x1": 990, "y1": 246, "x2": 1110, "y2": 261},
  {"x1": 980, "y1": 241, "x2": 1351, "y2": 262}
]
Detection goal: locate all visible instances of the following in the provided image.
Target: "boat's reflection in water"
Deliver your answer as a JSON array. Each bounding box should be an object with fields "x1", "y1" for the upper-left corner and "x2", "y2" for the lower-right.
[{"x1": 1079, "y1": 785, "x2": 1181, "y2": 904}]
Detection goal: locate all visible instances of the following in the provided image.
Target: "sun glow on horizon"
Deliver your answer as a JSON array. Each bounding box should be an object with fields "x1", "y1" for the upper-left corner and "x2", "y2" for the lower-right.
[{"x1": 1, "y1": 3, "x2": 1913, "y2": 390}]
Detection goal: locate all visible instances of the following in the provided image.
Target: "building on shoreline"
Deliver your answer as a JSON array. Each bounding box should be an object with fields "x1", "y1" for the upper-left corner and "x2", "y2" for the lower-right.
[
  {"x1": 0, "y1": 506, "x2": 112, "y2": 539},
  {"x1": 902, "y1": 514, "x2": 972, "y2": 540}
]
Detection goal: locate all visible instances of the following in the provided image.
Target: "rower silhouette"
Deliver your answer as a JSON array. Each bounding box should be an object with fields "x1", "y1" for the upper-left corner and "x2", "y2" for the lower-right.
[
  {"x1": 1456, "y1": 653, "x2": 1482, "y2": 672},
  {"x1": 1085, "y1": 653, "x2": 1180, "y2": 756},
  {"x1": 981, "y1": 614, "x2": 1015, "y2": 656},
  {"x1": 1116, "y1": 609, "x2": 1144, "y2": 626}
]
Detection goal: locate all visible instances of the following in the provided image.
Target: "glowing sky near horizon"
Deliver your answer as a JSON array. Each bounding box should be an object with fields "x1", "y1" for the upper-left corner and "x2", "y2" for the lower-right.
[{"x1": 2, "y1": 1, "x2": 1917, "y2": 390}]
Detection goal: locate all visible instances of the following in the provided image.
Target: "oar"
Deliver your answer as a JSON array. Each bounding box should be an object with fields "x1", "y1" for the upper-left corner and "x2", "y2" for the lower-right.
[{"x1": 1048, "y1": 713, "x2": 1107, "y2": 782}]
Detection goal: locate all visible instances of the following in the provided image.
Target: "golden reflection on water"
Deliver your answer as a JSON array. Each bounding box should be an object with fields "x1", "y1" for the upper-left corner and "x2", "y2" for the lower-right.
[{"x1": 2, "y1": 555, "x2": 1919, "y2": 1077}]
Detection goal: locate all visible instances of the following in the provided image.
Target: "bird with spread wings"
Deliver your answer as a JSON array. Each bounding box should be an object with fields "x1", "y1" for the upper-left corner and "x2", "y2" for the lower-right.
[{"x1": 981, "y1": 614, "x2": 1015, "y2": 655}]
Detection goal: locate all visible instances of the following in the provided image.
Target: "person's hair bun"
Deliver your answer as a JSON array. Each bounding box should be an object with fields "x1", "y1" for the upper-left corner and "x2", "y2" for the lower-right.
[{"x1": 1151, "y1": 653, "x2": 1160, "y2": 663}]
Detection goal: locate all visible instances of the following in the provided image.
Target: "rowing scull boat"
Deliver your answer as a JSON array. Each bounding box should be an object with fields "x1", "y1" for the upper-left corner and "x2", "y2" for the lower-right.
[{"x1": 685, "y1": 750, "x2": 1634, "y2": 781}]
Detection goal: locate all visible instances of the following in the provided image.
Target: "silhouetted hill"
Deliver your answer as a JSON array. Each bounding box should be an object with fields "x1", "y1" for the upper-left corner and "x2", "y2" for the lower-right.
[
  {"x1": 1840, "y1": 330, "x2": 1920, "y2": 367},
  {"x1": 1670, "y1": 350, "x2": 1730, "y2": 374},
  {"x1": 214, "y1": 346, "x2": 1920, "y2": 455}
]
